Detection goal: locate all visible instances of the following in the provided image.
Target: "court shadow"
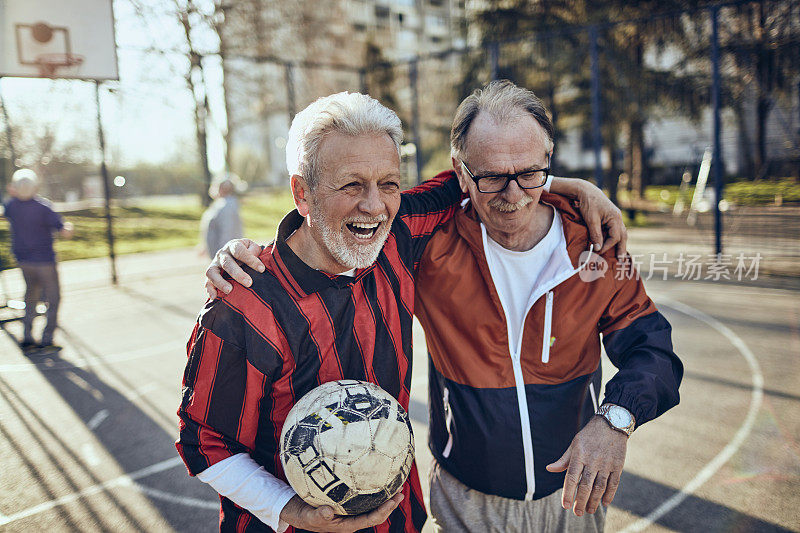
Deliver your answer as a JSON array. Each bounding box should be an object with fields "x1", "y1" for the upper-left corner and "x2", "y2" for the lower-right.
[
  {"x1": 615, "y1": 471, "x2": 795, "y2": 532},
  {"x1": 0, "y1": 323, "x2": 218, "y2": 532},
  {"x1": 684, "y1": 370, "x2": 800, "y2": 403}
]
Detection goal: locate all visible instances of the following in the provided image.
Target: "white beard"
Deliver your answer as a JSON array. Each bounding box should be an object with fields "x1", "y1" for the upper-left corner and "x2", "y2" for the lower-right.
[{"x1": 312, "y1": 206, "x2": 390, "y2": 270}]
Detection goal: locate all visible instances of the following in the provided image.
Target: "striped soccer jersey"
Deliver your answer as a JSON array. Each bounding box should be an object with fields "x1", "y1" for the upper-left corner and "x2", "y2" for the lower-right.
[{"x1": 177, "y1": 173, "x2": 462, "y2": 533}]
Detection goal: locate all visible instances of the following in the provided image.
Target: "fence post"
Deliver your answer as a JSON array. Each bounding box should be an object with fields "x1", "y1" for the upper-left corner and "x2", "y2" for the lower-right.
[
  {"x1": 409, "y1": 60, "x2": 423, "y2": 185},
  {"x1": 489, "y1": 41, "x2": 500, "y2": 81},
  {"x1": 0, "y1": 79, "x2": 16, "y2": 167},
  {"x1": 285, "y1": 61, "x2": 296, "y2": 124},
  {"x1": 711, "y1": 6, "x2": 723, "y2": 255},
  {"x1": 589, "y1": 26, "x2": 604, "y2": 190},
  {"x1": 0, "y1": 77, "x2": 17, "y2": 203},
  {"x1": 359, "y1": 68, "x2": 368, "y2": 94},
  {"x1": 94, "y1": 81, "x2": 118, "y2": 285}
]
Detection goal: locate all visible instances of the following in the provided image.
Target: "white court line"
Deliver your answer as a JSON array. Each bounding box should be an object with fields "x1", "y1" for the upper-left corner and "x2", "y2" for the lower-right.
[
  {"x1": 0, "y1": 339, "x2": 184, "y2": 373},
  {"x1": 135, "y1": 485, "x2": 218, "y2": 510},
  {"x1": 620, "y1": 297, "x2": 764, "y2": 533},
  {"x1": 0, "y1": 457, "x2": 186, "y2": 527}
]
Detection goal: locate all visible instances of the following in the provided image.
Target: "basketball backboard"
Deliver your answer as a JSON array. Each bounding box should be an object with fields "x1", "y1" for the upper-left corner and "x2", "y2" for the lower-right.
[{"x1": 0, "y1": 0, "x2": 118, "y2": 80}]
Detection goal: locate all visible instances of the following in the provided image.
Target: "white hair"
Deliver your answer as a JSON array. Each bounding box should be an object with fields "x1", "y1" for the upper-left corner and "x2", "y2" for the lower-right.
[
  {"x1": 285, "y1": 92, "x2": 403, "y2": 189},
  {"x1": 11, "y1": 168, "x2": 39, "y2": 200}
]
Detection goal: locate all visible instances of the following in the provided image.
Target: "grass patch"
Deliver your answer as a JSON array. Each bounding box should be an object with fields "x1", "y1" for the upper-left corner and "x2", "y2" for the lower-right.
[
  {"x1": 1, "y1": 190, "x2": 296, "y2": 267},
  {"x1": 644, "y1": 178, "x2": 800, "y2": 207}
]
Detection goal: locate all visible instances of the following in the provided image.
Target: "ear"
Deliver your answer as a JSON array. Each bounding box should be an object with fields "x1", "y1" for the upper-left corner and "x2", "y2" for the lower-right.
[
  {"x1": 290, "y1": 174, "x2": 311, "y2": 217},
  {"x1": 451, "y1": 156, "x2": 470, "y2": 194}
]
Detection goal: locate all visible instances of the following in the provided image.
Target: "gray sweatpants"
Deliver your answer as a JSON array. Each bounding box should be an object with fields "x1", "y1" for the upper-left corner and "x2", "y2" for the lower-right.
[
  {"x1": 429, "y1": 461, "x2": 606, "y2": 533},
  {"x1": 20, "y1": 262, "x2": 61, "y2": 345}
]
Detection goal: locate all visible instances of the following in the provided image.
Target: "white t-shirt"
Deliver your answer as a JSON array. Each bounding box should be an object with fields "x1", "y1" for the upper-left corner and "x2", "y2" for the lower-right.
[{"x1": 482, "y1": 206, "x2": 563, "y2": 351}]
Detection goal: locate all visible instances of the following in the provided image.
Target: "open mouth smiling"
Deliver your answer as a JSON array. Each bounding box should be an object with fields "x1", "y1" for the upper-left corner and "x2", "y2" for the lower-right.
[{"x1": 346, "y1": 221, "x2": 381, "y2": 240}]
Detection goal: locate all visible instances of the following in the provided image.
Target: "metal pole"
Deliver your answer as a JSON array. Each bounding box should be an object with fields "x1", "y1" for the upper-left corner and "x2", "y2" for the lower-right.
[
  {"x1": 0, "y1": 78, "x2": 17, "y2": 165},
  {"x1": 0, "y1": 77, "x2": 17, "y2": 203},
  {"x1": 284, "y1": 62, "x2": 296, "y2": 124},
  {"x1": 359, "y1": 68, "x2": 368, "y2": 94},
  {"x1": 589, "y1": 26, "x2": 604, "y2": 190},
  {"x1": 409, "y1": 60, "x2": 423, "y2": 185},
  {"x1": 711, "y1": 7, "x2": 723, "y2": 255},
  {"x1": 489, "y1": 41, "x2": 500, "y2": 81},
  {"x1": 95, "y1": 81, "x2": 118, "y2": 285}
]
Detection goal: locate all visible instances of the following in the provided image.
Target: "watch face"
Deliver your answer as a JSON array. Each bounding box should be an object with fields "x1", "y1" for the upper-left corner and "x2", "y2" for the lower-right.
[{"x1": 609, "y1": 407, "x2": 633, "y2": 428}]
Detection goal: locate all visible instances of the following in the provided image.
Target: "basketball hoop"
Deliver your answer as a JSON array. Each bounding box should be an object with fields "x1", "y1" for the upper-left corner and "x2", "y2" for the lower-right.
[{"x1": 34, "y1": 53, "x2": 84, "y2": 78}]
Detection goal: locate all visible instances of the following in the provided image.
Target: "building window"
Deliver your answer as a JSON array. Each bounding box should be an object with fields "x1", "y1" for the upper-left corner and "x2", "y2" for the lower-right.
[{"x1": 375, "y1": 5, "x2": 391, "y2": 26}]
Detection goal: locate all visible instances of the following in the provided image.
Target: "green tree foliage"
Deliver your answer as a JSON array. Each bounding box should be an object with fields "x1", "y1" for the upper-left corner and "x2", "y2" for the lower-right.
[
  {"x1": 681, "y1": 1, "x2": 800, "y2": 179},
  {"x1": 464, "y1": 1, "x2": 710, "y2": 202}
]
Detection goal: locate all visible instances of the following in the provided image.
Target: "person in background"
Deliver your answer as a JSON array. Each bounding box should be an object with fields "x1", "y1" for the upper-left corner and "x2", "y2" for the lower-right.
[
  {"x1": 199, "y1": 174, "x2": 245, "y2": 260},
  {"x1": 3, "y1": 168, "x2": 73, "y2": 350}
]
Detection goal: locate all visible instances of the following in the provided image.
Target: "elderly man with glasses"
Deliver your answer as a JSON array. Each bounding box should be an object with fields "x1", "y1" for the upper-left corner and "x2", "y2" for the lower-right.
[{"x1": 205, "y1": 81, "x2": 682, "y2": 533}]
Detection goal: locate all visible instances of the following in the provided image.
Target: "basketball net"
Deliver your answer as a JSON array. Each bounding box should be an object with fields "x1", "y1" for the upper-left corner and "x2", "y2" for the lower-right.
[{"x1": 34, "y1": 53, "x2": 84, "y2": 78}]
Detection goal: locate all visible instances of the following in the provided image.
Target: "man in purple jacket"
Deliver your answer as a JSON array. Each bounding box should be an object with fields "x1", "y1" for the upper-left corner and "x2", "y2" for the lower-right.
[{"x1": 3, "y1": 169, "x2": 73, "y2": 350}]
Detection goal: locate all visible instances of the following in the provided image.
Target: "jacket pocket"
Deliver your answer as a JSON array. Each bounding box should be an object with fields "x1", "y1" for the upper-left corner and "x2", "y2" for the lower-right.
[
  {"x1": 541, "y1": 291, "x2": 554, "y2": 363},
  {"x1": 442, "y1": 386, "x2": 454, "y2": 458}
]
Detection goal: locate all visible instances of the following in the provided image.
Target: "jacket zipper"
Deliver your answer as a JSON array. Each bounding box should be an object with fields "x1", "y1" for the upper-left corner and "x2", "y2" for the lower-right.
[{"x1": 482, "y1": 224, "x2": 594, "y2": 500}]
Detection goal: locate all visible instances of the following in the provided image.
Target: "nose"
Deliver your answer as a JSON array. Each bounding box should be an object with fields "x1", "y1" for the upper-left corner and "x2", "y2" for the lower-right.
[
  {"x1": 359, "y1": 183, "x2": 384, "y2": 216},
  {"x1": 501, "y1": 178, "x2": 525, "y2": 202}
]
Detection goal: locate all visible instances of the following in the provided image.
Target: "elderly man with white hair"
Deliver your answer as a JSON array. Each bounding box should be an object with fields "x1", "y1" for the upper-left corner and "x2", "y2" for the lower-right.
[{"x1": 3, "y1": 168, "x2": 73, "y2": 350}]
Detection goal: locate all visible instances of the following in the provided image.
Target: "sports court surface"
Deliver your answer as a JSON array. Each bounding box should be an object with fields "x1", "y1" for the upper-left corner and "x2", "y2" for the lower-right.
[{"x1": 0, "y1": 242, "x2": 798, "y2": 532}]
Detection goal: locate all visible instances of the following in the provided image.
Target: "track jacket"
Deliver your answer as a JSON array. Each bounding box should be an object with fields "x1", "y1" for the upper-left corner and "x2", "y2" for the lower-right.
[{"x1": 415, "y1": 180, "x2": 683, "y2": 502}]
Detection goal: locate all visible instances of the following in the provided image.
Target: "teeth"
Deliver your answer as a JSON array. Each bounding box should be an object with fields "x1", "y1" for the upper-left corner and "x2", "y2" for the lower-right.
[{"x1": 350, "y1": 222, "x2": 379, "y2": 229}]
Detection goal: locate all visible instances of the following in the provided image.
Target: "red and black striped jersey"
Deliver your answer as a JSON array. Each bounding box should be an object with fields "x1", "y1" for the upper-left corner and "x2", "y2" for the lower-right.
[{"x1": 177, "y1": 173, "x2": 462, "y2": 533}]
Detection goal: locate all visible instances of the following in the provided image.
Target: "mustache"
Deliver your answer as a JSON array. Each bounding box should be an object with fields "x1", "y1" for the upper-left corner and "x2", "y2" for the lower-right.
[{"x1": 487, "y1": 195, "x2": 533, "y2": 212}]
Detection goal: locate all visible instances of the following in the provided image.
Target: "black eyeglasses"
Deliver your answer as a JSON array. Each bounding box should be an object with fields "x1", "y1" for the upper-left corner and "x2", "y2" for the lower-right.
[{"x1": 460, "y1": 157, "x2": 550, "y2": 193}]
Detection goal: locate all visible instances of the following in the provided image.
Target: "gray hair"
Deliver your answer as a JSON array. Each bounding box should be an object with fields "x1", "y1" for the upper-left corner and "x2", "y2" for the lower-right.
[
  {"x1": 285, "y1": 92, "x2": 403, "y2": 189},
  {"x1": 11, "y1": 168, "x2": 39, "y2": 200},
  {"x1": 450, "y1": 80, "x2": 554, "y2": 159}
]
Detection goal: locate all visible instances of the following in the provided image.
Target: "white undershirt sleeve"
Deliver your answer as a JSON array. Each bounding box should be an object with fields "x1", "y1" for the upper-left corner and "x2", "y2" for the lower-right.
[
  {"x1": 196, "y1": 453, "x2": 297, "y2": 532},
  {"x1": 543, "y1": 174, "x2": 553, "y2": 192}
]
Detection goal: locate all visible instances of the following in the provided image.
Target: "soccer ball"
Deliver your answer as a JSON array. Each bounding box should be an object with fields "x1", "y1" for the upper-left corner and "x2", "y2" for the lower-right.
[{"x1": 279, "y1": 380, "x2": 414, "y2": 515}]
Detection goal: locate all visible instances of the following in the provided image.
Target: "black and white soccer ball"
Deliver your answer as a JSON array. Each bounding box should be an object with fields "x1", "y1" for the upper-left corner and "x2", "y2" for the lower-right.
[{"x1": 279, "y1": 379, "x2": 414, "y2": 515}]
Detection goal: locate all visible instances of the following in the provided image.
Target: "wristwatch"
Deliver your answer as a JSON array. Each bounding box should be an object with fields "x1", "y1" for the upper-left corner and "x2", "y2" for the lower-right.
[{"x1": 596, "y1": 404, "x2": 636, "y2": 437}]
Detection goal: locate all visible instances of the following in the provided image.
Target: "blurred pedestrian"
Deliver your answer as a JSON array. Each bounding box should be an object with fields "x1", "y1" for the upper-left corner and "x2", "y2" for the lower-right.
[
  {"x1": 3, "y1": 169, "x2": 73, "y2": 350},
  {"x1": 199, "y1": 174, "x2": 245, "y2": 260}
]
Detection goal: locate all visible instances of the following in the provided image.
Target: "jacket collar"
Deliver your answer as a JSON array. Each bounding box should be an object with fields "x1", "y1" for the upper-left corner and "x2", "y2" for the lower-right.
[{"x1": 270, "y1": 210, "x2": 376, "y2": 297}]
